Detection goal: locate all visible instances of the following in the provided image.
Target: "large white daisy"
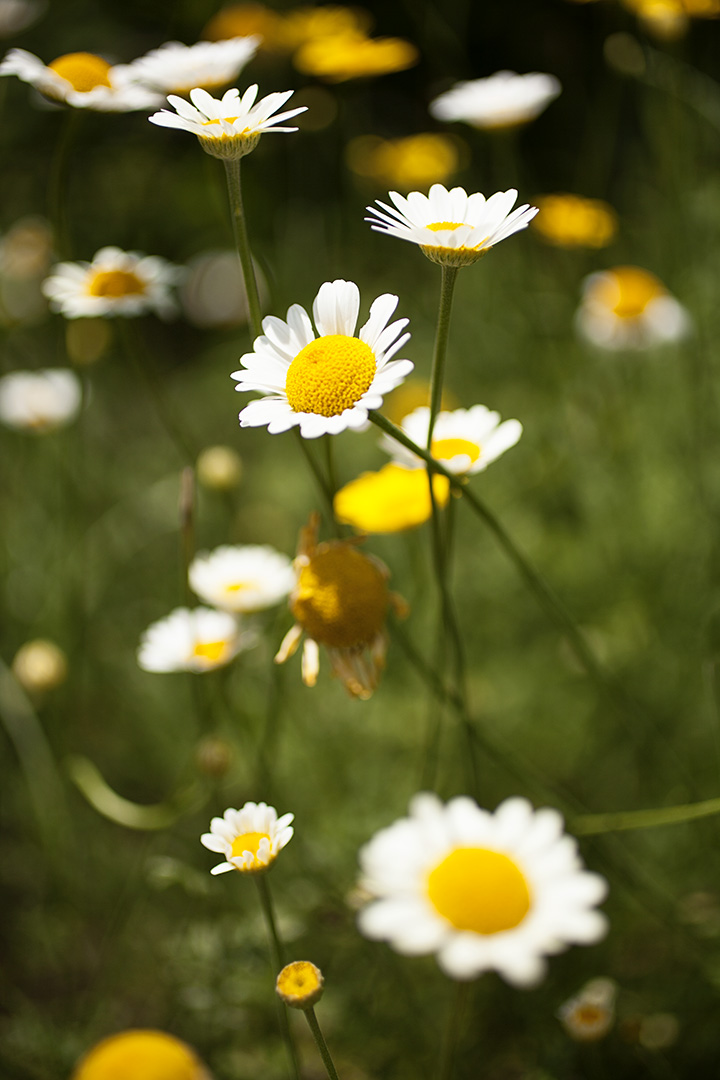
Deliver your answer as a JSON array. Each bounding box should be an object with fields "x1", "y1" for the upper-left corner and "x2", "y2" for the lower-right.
[
  {"x1": 232, "y1": 279, "x2": 413, "y2": 438},
  {"x1": 0, "y1": 368, "x2": 81, "y2": 432},
  {"x1": 358, "y1": 793, "x2": 608, "y2": 986},
  {"x1": 137, "y1": 606, "x2": 253, "y2": 673},
  {"x1": 430, "y1": 70, "x2": 561, "y2": 130},
  {"x1": 116, "y1": 36, "x2": 260, "y2": 95},
  {"x1": 189, "y1": 543, "x2": 296, "y2": 613},
  {"x1": 366, "y1": 185, "x2": 538, "y2": 267},
  {"x1": 0, "y1": 48, "x2": 162, "y2": 110},
  {"x1": 576, "y1": 265, "x2": 690, "y2": 350},
  {"x1": 380, "y1": 404, "x2": 522, "y2": 475},
  {"x1": 42, "y1": 247, "x2": 182, "y2": 319},
  {"x1": 201, "y1": 801, "x2": 294, "y2": 874}
]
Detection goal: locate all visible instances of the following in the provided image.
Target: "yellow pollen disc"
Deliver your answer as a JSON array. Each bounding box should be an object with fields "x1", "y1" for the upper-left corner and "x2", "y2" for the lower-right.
[
  {"x1": 291, "y1": 543, "x2": 388, "y2": 648},
  {"x1": 576, "y1": 1004, "x2": 605, "y2": 1024},
  {"x1": 231, "y1": 831, "x2": 271, "y2": 861},
  {"x1": 225, "y1": 582, "x2": 250, "y2": 593},
  {"x1": 87, "y1": 269, "x2": 146, "y2": 299},
  {"x1": 48, "y1": 53, "x2": 112, "y2": 92},
  {"x1": 426, "y1": 221, "x2": 466, "y2": 232},
  {"x1": 285, "y1": 335, "x2": 376, "y2": 418},
  {"x1": 431, "y1": 437, "x2": 480, "y2": 464},
  {"x1": 594, "y1": 266, "x2": 665, "y2": 319},
  {"x1": 192, "y1": 639, "x2": 228, "y2": 662},
  {"x1": 276, "y1": 961, "x2": 323, "y2": 1003},
  {"x1": 427, "y1": 847, "x2": 531, "y2": 935}
]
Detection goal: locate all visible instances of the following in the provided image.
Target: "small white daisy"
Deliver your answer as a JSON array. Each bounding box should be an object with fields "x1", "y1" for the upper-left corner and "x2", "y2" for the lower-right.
[
  {"x1": 148, "y1": 84, "x2": 306, "y2": 160},
  {"x1": 137, "y1": 606, "x2": 253, "y2": 673},
  {"x1": 366, "y1": 185, "x2": 538, "y2": 267},
  {"x1": 189, "y1": 544, "x2": 296, "y2": 613},
  {"x1": 0, "y1": 48, "x2": 163, "y2": 110},
  {"x1": 232, "y1": 278, "x2": 413, "y2": 439},
  {"x1": 0, "y1": 368, "x2": 81, "y2": 431},
  {"x1": 558, "y1": 977, "x2": 617, "y2": 1042},
  {"x1": 201, "y1": 801, "x2": 294, "y2": 874},
  {"x1": 430, "y1": 70, "x2": 561, "y2": 130},
  {"x1": 576, "y1": 265, "x2": 691, "y2": 350},
  {"x1": 358, "y1": 793, "x2": 608, "y2": 986},
  {"x1": 42, "y1": 247, "x2": 182, "y2": 319},
  {"x1": 116, "y1": 36, "x2": 260, "y2": 96},
  {"x1": 380, "y1": 404, "x2": 522, "y2": 475}
]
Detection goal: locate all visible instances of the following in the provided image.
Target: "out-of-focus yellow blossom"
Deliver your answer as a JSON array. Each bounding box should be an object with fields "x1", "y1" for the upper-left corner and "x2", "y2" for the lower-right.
[
  {"x1": 196, "y1": 445, "x2": 243, "y2": 490},
  {"x1": 203, "y1": 2, "x2": 284, "y2": 46},
  {"x1": 531, "y1": 194, "x2": 618, "y2": 249},
  {"x1": 12, "y1": 639, "x2": 67, "y2": 693},
  {"x1": 71, "y1": 1030, "x2": 210, "y2": 1080},
  {"x1": 334, "y1": 463, "x2": 450, "y2": 534},
  {"x1": 294, "y1": 32, "x2": 419, "y2": 82},
  {"x1": 623, "y1": 0, "x2": 719, "y2": 38},
  {"x1": 346, "y1": 134, "x2": 463, "y2": 191},
  {"x1": 204, "y1": 3, "x2": 372, "y2": 52}
]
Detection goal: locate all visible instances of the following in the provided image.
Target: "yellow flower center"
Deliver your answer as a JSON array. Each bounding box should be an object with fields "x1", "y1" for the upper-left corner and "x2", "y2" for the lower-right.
[
  {"x1": 87, "y1": 269, "x2": 146, "y2": 298},
  {"x1": 230, "y1": 831, "x2": 271, "y2": 862},
  {"x1": 225, "y1": 581, "x2": 252, "y2": 593},
  {"x1": 48, "y1": 53, "x2": 113, "y2": 92},
  {"x1": 291, "y1": 543, "x2": 388, "y2": 647},
  {"x1": 426, "y1": 221, "x2": 465, "y2": 232},
  {"x1": 431, "y1": 436, "x2": 480, "y2": 464},
  {"x1": 192, "y1": 639, "x2": 229, "y2": 663},
  {"x1": 285, "y1": 335, "x2": 376, "y2": 417},
  {"x1": 576, "y1": 1004, "x2": 605, "y2": 1025},
  {"x1": 72, "y1": 1029, "x2": 203, "y2": 1080},
  {"x1": 427, "y1": 847, "x2": 531, "y2": 935},
  {"x1": 594, "y1": 266, "x2": 665, "y2": 319}
]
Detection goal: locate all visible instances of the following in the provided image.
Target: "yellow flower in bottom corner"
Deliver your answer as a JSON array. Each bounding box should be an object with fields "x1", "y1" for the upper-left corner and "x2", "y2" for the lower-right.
[
  {"x1": 71, "y1": 1029, "x2": 210, "y2": 1080},
  {"x1": 275, "y1": 513, "x2": 407, "y2": 698},
  {"x1": 334, "y1": 462, "x2": 450, "y2": 533}
]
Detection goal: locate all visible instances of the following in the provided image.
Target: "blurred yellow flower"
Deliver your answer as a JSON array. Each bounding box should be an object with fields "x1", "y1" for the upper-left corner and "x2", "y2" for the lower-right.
[
  {"x1": 203, "y1": 2, "x2": 284, "y2": 46},
  {"x1": 12, "y1": 639, "x2": 67, "y2": 693},
  {"x1": 294, "y1": 32, "x2": 418, "y2": 82},
  {"x1": 204, "y1": 3, "x2": 372, "y2": 52},
  {"x1": 334, "y1": 463, "x2": 450, "y2": 533},
  {"x1": 623, "y1": 0, "x2": 719, "y2": 37},
  {"x1": 531, "y1": 194, "x2": 618, "y2": 249},
  {"x1": 71, "y1": 1030, "x2": 209, "y2": 1080},
  {"x1": 346, "y1": 133, "x2": 463, "y2": 191}
]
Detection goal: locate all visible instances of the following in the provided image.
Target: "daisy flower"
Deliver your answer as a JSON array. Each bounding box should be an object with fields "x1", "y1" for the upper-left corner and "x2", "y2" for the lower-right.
[
  {"x1": 148, "y1": 84, "x2": 306, "y2": 160},
  {"x1": 71, "y1": 1030, "x2": 210, "y2": 1080},
  {"x1": 42, "y1": 247, "x2": 182, "y2": 319},
  {"x1": 358, "y1": 793, "x2": 608, "y2": 986},
  {"x1": 201, "y1": 801, "x2": 294, "y2": 874},
  {"x1": 0, "y1": 48, "x2": 163, "y2": 110},
  {"x1": 366, "y1": 185, "x2": 538, "y2": 267},
  {"x1": 0, "y1": 368, "x2": 81, "y2": 431},
  {"x1": 189, "y1": 544, "x2": 296, "y2": 613},
  {"x1": 430, "y1": 71, "x2": 561, "y2": 131},
  {"x1": 380, "y1": 405, "x2": 522, "y2": 475},
  {"x1": 116, "y1": 36, "x2": 260, "y2": 96},
  {"x1": 275, "y1": 514, "x2": 408, "y2": 699},
  {"x1": 531, "y1": 194, "x2": 618, "y2": 249},
  {"x1": 137, "y1": 606, "x2": 253, "y2": 673},
  {"x1": 558, "y1": 977, "x2": 617, "y2": 1042},
  {"x1": 576, "y1": 265, "x2": 690, "y2": 350},
  {"x1": 232, "y1": 278, "x2": 413, "y2": 438},
  {"x1": 334, "y1": 463, "x2": 450, "y2": 533}
]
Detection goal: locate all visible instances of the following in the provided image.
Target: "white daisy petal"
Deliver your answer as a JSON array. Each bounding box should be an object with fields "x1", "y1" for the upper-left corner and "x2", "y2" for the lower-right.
[{"x1": 429, "y1": 71, "x2": 561, "y2": 130}]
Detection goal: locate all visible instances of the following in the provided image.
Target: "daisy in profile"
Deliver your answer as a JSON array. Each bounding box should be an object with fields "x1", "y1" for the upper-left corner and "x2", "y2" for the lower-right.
[
  {"x1": 71, "y1": 1030, "x2": 210, "y2": 1080},
  {"x1": 275, "y1": 513, "x2": 407, "y2": 698},
  {"x1": 380, "y1": 404, "x2": 522, "y2": 475},
  {"x1": 0, "y1": 368, "x2": 81, "y2": 431},
  {"x1": 0, "y1": 48, "x2": 162, "y2": 110},
  {"x1": 366, "y1": 185, "x2": 538, "y2": 267},
  {"x1": 430, "y1": 71, "x2": 561, "y2": 131},
  {"x1": 201, "y1": 801, "x2": 294, "y2": 874},
  {"x1": 334, "y1": 463, "x2": 450, "y2": 533},
  {"x1": 189, "y1": 544, "x2": 296, "y2": 613},
  {"x1": 117, "y1": 36, "x2": 260, "y2": 96},
  {"x1": 358, "y1": 793, "x2": 608, "y2": 986},
  {"x1": 137, "y1": 606, "x2": 253, "y2": 673},
  {"x1": 576, "y1": 265, "x2": 690, "y2": 350},
  {"x1": 42, "y1": 247, "x2": 182, "y2": 319},
  {"x1": 232, "y1": 278, "x2": 412, "y2": 438},
  {"x1": 148, "y1": 84, "x2": 306, "y2": 160}
]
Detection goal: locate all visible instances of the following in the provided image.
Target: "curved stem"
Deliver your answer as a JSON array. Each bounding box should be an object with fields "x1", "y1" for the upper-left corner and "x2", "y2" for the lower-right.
[
  {"x1": 223, "y1": 158, "x2": 263, "y2": 340},
  {"x1": 574, "y1": 796, "x2": 720, "y2": 836},
  {"x1": 303, "y1": 1007, "x2": 341, "y2": 1080}
]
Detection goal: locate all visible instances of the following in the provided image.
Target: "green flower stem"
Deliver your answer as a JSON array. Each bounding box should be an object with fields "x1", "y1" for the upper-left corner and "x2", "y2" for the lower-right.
[
  {"x1": 438, "y1": 980, "x2": 471, "y2": 1080},
  {"x1": 427, "y1": 265, "x2": 459, "y2": 446},
  {"x1": 303, "y1": 1006, "x2": 341, "y2": 1080},
  {"x1": 223, "y1": 159, "x2": 263, "y2": 340},
  {"x1": 120, "y1": 322, "x2": 196, "y2": 463},
  {"x1": 179, "y1": 465, "x2": 195, "y2": 606},
  {"x1": 48, "y1": 109, "x2": 80, "y2": 258},
  {"x1": 574, "y1": 796, "x2": 720, "y2": 836},
  {"x1": 254, "y1": 873, "x2": 302, "y2": 1080},
  {"x1": 293, "y1": 431, "x2": 341, "y2": 537}
]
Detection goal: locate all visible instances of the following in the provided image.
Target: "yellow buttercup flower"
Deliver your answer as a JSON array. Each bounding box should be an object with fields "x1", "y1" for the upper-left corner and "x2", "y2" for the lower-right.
[
  {"x1": 204, "y1": 4, "x2": 371, "y2": 52},
  {"x1": 71, "y1": 1030, "x2": 209, "y2": 1080},
  {"x1": 334, "y1": 463, "x2": 450, "y2": 533},
  {"x1": 346, "y1": 133, "x2": 463, "y2": 191},
  {"x1": 294, "y1": 32, "x2": 419, "y2": 82},
  {"x1": 531, "y1": 194, "x2": 618, "y2": 249}
]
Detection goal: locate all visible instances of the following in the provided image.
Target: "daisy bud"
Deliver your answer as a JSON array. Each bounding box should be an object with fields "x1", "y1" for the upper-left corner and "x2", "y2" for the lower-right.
[{"x1": 276, "y1": 961, "x2": 325, "y2": 1009}]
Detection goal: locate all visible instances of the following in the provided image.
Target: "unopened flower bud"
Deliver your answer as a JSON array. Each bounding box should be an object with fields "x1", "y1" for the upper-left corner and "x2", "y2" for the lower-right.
[{"x1": 275, "y1": 961, "x2": 325, "y2": 1009}]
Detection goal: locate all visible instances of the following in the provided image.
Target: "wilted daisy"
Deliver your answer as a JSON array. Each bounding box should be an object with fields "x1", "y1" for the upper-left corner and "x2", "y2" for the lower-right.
[
  {"x1": 358, "y1": 793, "x2": 608, "y2": 986},
  {"x1": 189, "y1": 544, "x2": 296, "y2": 612},
  {"x1": 334, "y1": 463, "x2": 450, "y2": 533},
  {"x1": 148, "y1": 84, "x2": 306, "y2": 160},
  {"x1": 71, "y1": 1029, "x2": 210, "y2": 1080},
  {"x1": 346, "y1": 133, "x2": 462, "y2": 191},
  {"x1": 576, "y1": 265, "x2": 690, "y2": 350},
  {"x1": 137, "y1": 606, "x2": 253, "y2": 673},
  {"x1": 381, "y1": 405, "x2": 522, "y2": 475},
  {"x1": 367, "y1": 185, "x2": 538, "y2": 267},
  {"x1": 42, "y1": 247, "x2": 181, "y2": 319},
  {"x1": 430, "y1": 71, "x2": 561, "y2": 130},
  {"x1": 0, "y1": 48, "x2": 162, "y2": 110},
  {"x1": 531, "y1": 194, "x2": 618, "y2": 249},
  {"x1": 558, "y1": 977, "x2": 617, "y2": 1042},
  {"x1": 276, "y1": 514, "x2": 407, "y2": 698},
  {"x1": 293, "y1": 32, "x2": 419, "y2": 82},
  {"x1": 0, "y1": 368, "x2": 81, "y2": 431},
  {"x1": 117, "y1": 37, "x2": 259, "y2": 96},
  {"x1": 201, "y1": 801, "x2": 294, "y2": 874},
  {"x1": 232, "y1": 278, "x2": 412, "y2": 438}
]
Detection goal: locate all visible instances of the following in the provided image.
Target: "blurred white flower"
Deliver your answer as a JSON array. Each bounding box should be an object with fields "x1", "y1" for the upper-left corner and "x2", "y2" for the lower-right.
[
  {"x1": 576, "y1": 265, "x2": 690, "y2": 350},
  {"x1": 12, "y1": 639, "x2": 67, "y2": 692},
  {"x1": 189, "y1": 544, "x2": 296, "y2": 613},
  {"x1": 137, "y1": 606, "x2": 253, "y2": 673},
  {"x1": 0, "y1": 48, "x2": 162, "y2": 110},
  {"x1": 558, "y1": 977, "x2": 617, "y2": 1042},
  {"x1": 181, "y1": 250, "x2": 266, "y2": 328},
  {"x1": 430, "y1": 71, "x2": 561, "y2": 130},
  {"x1": 0, "y1": 0, "x2": 45, "y2": 37},
  {"x1": 42, "y1": 247, "x2": 182, "y2": 319},
  {"x1": 0, "y1": 368, "x2": 81, "y2": 431},
  {"x1": 116, "y1": 36, "x2": 260, "y2": 95},
  {"x1": 201, "y1": 801, "x2": 294, "y2": 874},
  {"x1": 380, "y1": 404, "x2": 522, "y2": 475}
]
